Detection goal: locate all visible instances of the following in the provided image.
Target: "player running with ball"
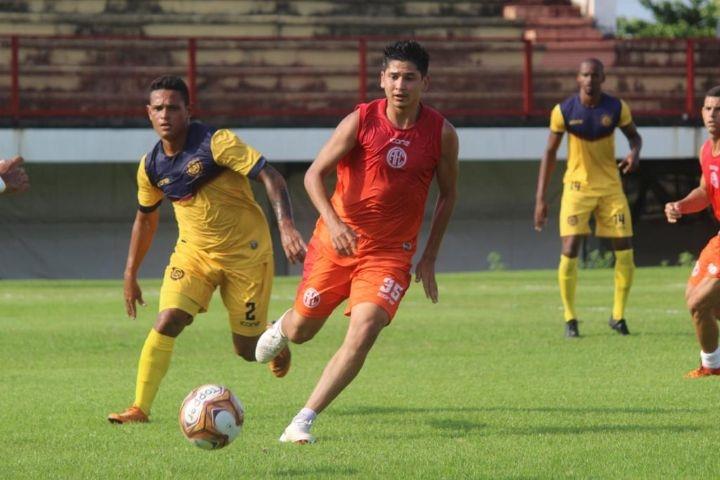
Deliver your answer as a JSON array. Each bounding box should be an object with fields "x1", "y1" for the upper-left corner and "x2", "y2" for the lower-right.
[{"x1": 255, "y1": 40, "x2": 459, "y2": 444}]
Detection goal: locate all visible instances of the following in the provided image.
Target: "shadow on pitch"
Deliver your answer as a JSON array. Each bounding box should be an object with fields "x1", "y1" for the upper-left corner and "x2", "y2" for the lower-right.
[
  {"x1": 333, "y1": 405, "x2": 708, "y2": 416},
  {"x1": 272, "y1": 467, "x2": 358, "y2": 477}
]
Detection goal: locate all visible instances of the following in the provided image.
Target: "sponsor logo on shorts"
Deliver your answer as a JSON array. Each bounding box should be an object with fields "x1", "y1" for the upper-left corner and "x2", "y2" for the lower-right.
[
  {"x1": 249, "y1": 240, "x2": 258, "y2": 250},
  {"x1": 570, "y1": 181, "x2": 581, "y2": 191},
  {"x1": 709, "y1": 263, "x2": 718, "y2": 276},
  {"x1": 386, "y1": 147, "x2": 407, "y2": 169},
  {"x1": 567, "y1": 215, "x2": 578, "y2": 226},
  {"x1": 402, "y1": 242, "x2": 412, "y2": 251},
  {"x1": 601, "y1": 114, "x2": 612, "y2": 127},
  {"x1": 170, "y1": 267, "x2": 185, "y2": 280},
  {"x1": 186, "y1": 158, "x2": 203, "y2": 177},
  {"x1": 303, "y1": 288, "x2": 321, "y2": 309}
]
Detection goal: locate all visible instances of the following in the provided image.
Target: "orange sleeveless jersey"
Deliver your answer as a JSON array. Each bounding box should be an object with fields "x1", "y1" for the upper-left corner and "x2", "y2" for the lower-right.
[
  {"x1": 314, "y1": 98, "x2": 445, "y2": 257},
  {"x1": 688, "y1": 140, "x2": 720, "y2": 287},
  {"x1": 701, "y1": 139, "x2": 720, "y2": 221}
]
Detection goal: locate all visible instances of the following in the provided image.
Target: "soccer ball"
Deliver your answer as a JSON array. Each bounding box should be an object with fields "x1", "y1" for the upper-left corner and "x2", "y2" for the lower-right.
[{"x1": 179, "y1": 384, "x2": 244, "y2": 450}]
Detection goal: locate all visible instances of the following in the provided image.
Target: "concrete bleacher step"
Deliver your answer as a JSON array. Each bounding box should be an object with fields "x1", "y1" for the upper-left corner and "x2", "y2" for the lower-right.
[{"x1": 504, "y1": 3, "x2": 581, "y2": 20}]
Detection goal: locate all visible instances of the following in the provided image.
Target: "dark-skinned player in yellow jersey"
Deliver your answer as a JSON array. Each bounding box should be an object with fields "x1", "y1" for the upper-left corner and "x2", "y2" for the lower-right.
[
  {"x1": 108, "y1": 76, "x2": 307, "y2": 424},
  {"x1": 534, "y1": 59, "x2": 642, "y2": 338}
]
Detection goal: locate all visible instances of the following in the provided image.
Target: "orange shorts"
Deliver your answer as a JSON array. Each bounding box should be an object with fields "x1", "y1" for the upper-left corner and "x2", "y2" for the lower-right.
[
  {"x1": 688, "y1": 235, "x2": 720, "y2": 288},
  {"x1": 293, "y1": 237, "x2": 412, "y2": 321}
]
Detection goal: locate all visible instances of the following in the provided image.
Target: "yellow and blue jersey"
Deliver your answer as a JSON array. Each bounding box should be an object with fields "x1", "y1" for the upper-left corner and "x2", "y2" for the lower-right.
[
  {"x1": 550, "y1": 93, "x2": 633, "y2": 194},
  {"x1": 137, "y1": 121, "x2": 272, "y2": 266}
]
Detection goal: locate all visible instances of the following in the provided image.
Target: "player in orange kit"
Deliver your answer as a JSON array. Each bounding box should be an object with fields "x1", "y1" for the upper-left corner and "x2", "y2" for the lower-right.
[
  {"x1": 666, "y1": 86, "x2": 720, "y2": 378},
  {"x1": 255, "y1": 40, "x2": 459, "y2": 444}
]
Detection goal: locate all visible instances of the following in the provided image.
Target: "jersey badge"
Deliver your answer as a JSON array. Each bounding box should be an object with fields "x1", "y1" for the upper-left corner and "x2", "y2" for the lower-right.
[
  {"x1": 601, "y1": 114, "x2": 612, "y2": 127},
  {"x1": 157, "y1": 178, "x2": 170, "y2": 187},
  {"x1": 386, "y1": 146, "x2": 407, "y2": 169},
  {"x1": 711, "y1": 165, "x2": 720, "y2": 189},
  {"x1": 186, "y1": 158, "x2": 203, "y2": 177}
]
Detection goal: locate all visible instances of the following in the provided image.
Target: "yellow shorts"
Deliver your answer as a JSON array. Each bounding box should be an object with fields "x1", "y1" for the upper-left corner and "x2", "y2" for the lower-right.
[
  {"x1": 559, "y1": 185, "x2": 633, "y2": 238},
  {"x1": 158, "y1": 248, "x2": 274, "y2": 337}
]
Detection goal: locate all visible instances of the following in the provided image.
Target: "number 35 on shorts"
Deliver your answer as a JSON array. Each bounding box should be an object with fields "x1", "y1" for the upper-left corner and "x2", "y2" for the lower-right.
[{"x1": 378, "y1": 277, "x2": 405, "y2": 305}]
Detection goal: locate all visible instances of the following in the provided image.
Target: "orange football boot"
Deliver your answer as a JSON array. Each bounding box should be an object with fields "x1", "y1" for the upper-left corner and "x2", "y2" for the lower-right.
[
  {"x1": 269, "y1": 345, "x2": 291, "y2": 378},
  {"x1": 107, "y1": 406, "x2": 149, "y2": 424},
  {"x1": 685, "y1": 365, "x2": 720, "y2": 378}
]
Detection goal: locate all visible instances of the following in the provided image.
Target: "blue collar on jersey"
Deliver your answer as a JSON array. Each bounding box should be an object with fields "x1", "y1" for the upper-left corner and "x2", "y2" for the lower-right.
[
  {"x1": 145, "y1": 122, "x2": 224, "y2": 201},
  {"x1": 559, "y1": 93, "x2": 622, "y2": 141}
]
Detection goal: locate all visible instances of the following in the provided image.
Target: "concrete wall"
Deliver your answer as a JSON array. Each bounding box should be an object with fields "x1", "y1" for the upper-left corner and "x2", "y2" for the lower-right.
[{"x1": 0, "y1": 126, "x2": 715, "y2": 279}]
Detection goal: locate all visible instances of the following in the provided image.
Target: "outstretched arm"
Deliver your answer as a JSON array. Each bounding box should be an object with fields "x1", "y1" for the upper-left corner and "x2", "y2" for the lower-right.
[
  {"x1": 619, "y1": 123, "x2": 642, "y2": 174},
  {"x1": 124, "y1": 209, "x2": 159, "y2": 319},
  {"x1": 256, "y1": 164, "x2": 307, "y2": 264},
  {"x1": 305, "y1": 110, "x2": 359, "y2": 256},
  {"x1": 414, "y1": 119, "x2": 459, "y2": 303},
  {"x1": 534, "y1": 131, "x2": 563, "y2": 231}
]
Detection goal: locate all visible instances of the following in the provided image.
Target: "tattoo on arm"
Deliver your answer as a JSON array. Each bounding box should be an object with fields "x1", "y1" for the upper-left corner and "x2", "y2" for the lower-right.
[{"x1": 272, "y1": 188, "x2": 293, "y2": 222}]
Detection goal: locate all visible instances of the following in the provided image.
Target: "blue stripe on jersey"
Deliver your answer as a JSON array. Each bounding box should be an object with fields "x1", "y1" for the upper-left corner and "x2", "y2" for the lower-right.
[
  {"x1": 559, "y1": 93, "x2": 622, "y2": 141},
  {"x1": 144, "y1": 122, "x2": 224, "y2": 201}
]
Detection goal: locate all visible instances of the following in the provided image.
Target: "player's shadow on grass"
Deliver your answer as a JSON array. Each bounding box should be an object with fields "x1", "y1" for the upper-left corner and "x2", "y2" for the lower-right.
[
  {"x1": 273, "y1": 467, "x2": 358, "y2": 477},
  {"x1": 334, "y1": 405, "x2": 708, "y2": 416}
]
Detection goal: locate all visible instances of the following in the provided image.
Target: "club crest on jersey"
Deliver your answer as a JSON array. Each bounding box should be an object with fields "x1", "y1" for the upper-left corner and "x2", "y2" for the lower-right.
[
  {"x1": 386, "y1": 146, "x2": 407, "y2": 169},
  {"x1": 303, "y1": 288, "x2": 320, "y2": 309},
  {"x1": 170, "y1": 267, "x2": 185, "y2": 280},
  {"x1": 186, "y1": 158, "x2": 203, "y2": 177},
  {"x1": 601, "y1": 114, "x2": 613, "y2": 127}
]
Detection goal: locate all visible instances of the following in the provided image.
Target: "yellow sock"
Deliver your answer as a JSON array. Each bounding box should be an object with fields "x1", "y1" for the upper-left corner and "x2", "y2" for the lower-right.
[
  {"x1": 133, "y1": 329, "x2": 175, "y2": 415},
  {"x1": 558, "y1": 255, "x2": 578, "y2": 321},
  {"x1": 613, "y1": 249, "x2": 635, "y2": 320}
]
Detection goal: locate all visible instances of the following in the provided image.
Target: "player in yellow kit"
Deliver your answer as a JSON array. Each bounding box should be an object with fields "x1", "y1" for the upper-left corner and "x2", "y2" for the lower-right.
[
  {"x1": 108, "y1": 76, "x2": 307, "y2": 423},
  {"x1": 534, "y1": 59, "x2": 642, "y2": 338}
]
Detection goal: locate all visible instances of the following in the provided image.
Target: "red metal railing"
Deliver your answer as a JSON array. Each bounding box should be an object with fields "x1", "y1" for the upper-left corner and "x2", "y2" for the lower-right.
[{"x1": 0, "y1": 34, "x2": 718, "y2": 124}]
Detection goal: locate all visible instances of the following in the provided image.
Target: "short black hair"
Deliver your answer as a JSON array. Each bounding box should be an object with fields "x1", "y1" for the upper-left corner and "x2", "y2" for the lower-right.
[
  {"x1": 579, "y1": 58, "x2": 604, "y2": 73},
  {"x1": 148, "y1": 75, "x2": 190, "y2": 105},
  {"x1": 707, "y1": 85, "x2": 720, "y2": 98},
  {"x1": 382, "y1": 40, "x2": 430, "y2": 77}
]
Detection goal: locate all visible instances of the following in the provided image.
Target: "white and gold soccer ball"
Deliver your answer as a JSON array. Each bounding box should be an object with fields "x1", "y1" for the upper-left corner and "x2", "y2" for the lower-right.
[{"x1": 179, "y1": 384, "x2": 244, "y2": 450}]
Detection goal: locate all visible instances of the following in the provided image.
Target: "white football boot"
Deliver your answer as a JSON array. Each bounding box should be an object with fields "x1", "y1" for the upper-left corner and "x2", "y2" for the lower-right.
[
  {"x1": 279, "y1": 419, "x2": 316, "y2": 444},
  {"x1": 255, "y1": 318, "x2": 289, "y2": 364}
]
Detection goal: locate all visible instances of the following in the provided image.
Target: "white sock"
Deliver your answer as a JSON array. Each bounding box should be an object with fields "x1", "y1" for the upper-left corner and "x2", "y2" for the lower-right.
[
  {"x1": 274, "y1": 309, "x2": 291, "y2": 338},
  {"x1": 293, "y1": 407, "x2": 317, "y2": 424},
  {"x1": 701, "y1": 347, "x2": 720, "y2": 369}
]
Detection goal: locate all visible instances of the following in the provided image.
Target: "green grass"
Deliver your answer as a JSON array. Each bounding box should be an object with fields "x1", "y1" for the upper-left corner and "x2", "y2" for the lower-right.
[{"x1": 0, "y1": 267, "x2": 717, "y2": 479}]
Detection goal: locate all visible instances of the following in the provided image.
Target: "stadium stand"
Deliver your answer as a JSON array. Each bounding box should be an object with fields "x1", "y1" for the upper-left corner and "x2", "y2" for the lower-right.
[{"x1": 0, "y1": 0, "x2": 717, "y2": 278}]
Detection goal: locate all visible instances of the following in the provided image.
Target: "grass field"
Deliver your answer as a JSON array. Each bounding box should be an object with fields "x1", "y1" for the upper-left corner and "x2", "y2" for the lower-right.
[{"x1": 2, "y1": 267, "x2": 719, "y2": 479}]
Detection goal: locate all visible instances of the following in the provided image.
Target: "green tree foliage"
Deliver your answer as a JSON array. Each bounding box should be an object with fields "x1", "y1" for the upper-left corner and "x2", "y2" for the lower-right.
[{"x1": 617, "y1": 0, "x2": 718, "y2": 38}]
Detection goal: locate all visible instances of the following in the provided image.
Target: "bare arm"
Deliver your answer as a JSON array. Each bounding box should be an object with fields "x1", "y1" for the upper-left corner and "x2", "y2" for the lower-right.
[
  {"x1": 534, "y1": 131, "x2": 564, "y2": 231},
  {"x1": 255, "y1": 164, "x2": 307, "y2": 264},
  {"x1": 304, "y1": 110, "x2": 360, "y2": 256},
  {"x1": 666, "y1": 175, "x2": 711, "y2": 223},
  {"x1": 619, "y1": 122, "x2": 642, "y2": 174},
  {"x1": 123, "y1": 209, "x2": 159, "y2": 318},
  {"x1": 0, "y1": 156, "x2": 29, "y2": 194},
  {"x1": 414, "y1": 120, "x2": 459, "y2": 304}
]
